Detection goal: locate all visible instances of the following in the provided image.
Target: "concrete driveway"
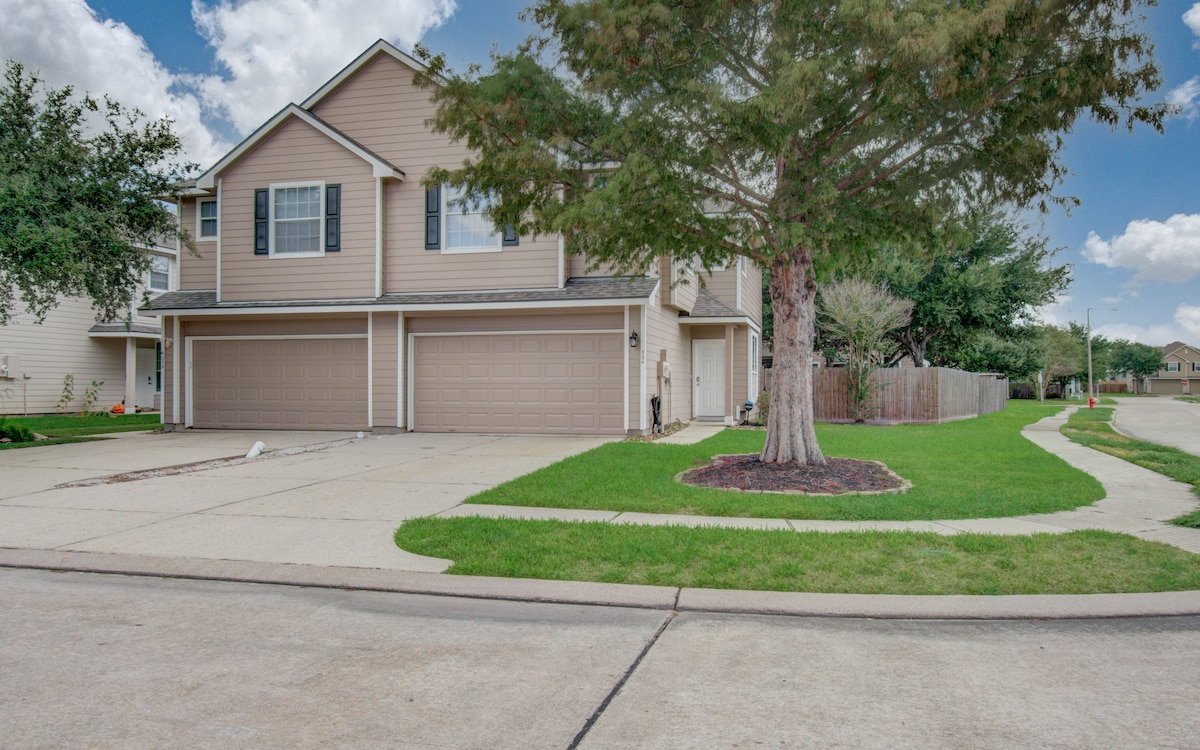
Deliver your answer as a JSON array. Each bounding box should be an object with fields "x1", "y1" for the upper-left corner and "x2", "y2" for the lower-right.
[
  {"x1": 0, "y1": 428, "x2": 613, "y2": 571},
  {"x1": 1112, "y1": 396, "x2": 1200, "y2": 457}
]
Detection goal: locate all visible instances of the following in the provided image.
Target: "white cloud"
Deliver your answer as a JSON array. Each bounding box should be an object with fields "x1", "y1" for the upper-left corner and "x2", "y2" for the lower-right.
[
  {"x1": 1099, "y1": 295, "x2": 1122, "y2": 304},
  {"x1": 1186, "y1": 4, "x2": 1200, "y2": 43},
  {"x1": 1167, "y1": 77, "x2": 1200, "y2": 121},
  {"x1": 1093, "y1": 322, "x2": 1179, "y2": 347},
  {"x1": 189, "y1": 0, "x2": 456, "y2": 134},
  {"x1": 1031, "y1": 294, "x2": 1072, "y2": 327},
  {"x1": 1177, "y1": 304, "x2": 1200, "y2": 339},
  {"x1": 0, "y1": 0, "x2": 227, "y2": 166},
  {"x1": 1082, "y1": 214, "x2": 1200, "y2": 283},
  {"x1": 0, "y1": 0, "x2": 457, "y2": 168}
]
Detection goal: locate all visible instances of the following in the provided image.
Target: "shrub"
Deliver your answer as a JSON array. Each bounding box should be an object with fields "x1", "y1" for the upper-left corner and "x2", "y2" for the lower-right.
[{"x1": 0, "y1": 418, "x2": 35, "y2": 443}]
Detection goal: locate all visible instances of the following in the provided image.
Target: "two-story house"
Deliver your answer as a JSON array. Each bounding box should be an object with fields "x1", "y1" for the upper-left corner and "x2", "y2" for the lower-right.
[
  {"x1": 144, "y1": 40, "x2": 762, "y2": 436},
  {"x1": 1, "y1": 242, "x2": 177, "y2": 416},
  {"x1": 1146, "y1": 341, "x2": 1200, "y2": 395}
]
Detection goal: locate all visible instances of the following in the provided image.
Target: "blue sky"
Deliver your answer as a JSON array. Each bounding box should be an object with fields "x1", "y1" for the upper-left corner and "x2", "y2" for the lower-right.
[{"x1": 2, "y1": 0, "x2": 1198, "y2": 345}]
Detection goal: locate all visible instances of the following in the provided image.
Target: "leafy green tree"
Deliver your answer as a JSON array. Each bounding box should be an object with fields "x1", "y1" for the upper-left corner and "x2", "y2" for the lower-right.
[
  {"x1": 817, "y1": 277, "x2": 912, "y2": 422},
  {"x1": 957, "y1": 328, "x2": 1046, "y2": 382},
  {"x1": 877, "y1": 218, "x2": 1070, "y2": 368},
  {"x1": 0, "y1": 61, "x2": 192, "y2": 325},
  {"x1": 414, "y1": 0, "x2": 1166, "y2": 464},
  {"x1": 1038, "y1": 325, "x2": 1086, "y2": 399},
  {"x1": 1109, "y1": 340, "x2": 1163, "y2": 392}
]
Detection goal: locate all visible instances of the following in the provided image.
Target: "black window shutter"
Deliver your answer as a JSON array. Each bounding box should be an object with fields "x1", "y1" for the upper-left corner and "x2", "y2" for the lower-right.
[
  {"x1": 254, "y1": 189, "x2": 269, "y2": 255},
  {"x1": 325, "y1": 184, "x2": 340, "y2": 252},
  {"x1": 502, "y1": 223, "x2": 519, "y2": 246},
  {"x1": 425, "y1": 185, "x2": 440, "y2": 250}
]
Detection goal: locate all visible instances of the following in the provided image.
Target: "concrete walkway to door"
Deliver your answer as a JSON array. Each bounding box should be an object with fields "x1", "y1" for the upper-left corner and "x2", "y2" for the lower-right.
[{"x1": 0, "y1": 430, "x2": 613, "y2": 572}]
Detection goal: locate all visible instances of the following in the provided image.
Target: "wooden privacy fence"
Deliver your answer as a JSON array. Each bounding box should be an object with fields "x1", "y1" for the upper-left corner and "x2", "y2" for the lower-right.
[{"x1": 784, "y1": 366, "x2": 1007, "y2": 424}]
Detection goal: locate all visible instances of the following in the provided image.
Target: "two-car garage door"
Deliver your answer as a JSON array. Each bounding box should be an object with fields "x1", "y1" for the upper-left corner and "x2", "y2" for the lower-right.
[
  {"x1": 412, "y1": 333, "x2": 624, "y2": 434},
  {"x1": 191, "y1": 338, "x2": 368, "y2": 430}
]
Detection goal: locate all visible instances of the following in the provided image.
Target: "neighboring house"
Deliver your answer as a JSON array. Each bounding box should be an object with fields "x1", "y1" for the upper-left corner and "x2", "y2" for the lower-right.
[
  {"x1": 0, "y1": 242, "x2": 177, "y2": 415},
  {"x1": 143, "y1": 40, "x2": 761, "y2": 435},
  {"x1": 1146, "y1": 341, "x2": 1200, "y2": 395}
]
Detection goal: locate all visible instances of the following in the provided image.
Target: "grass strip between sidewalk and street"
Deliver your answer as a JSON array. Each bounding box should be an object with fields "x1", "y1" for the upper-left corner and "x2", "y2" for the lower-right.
[
  {"x1": 464, "y1": 401, "x2": 1101, "y2": 521},
  {"x1": 394, "y1": 520, "x2": 1200, "y2": 595},
  {"x1": 1060, "y1": 406, "x2": 1200, "y2": 529}
]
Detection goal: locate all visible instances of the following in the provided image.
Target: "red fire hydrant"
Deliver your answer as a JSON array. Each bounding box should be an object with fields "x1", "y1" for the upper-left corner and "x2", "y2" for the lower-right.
[{"x1": 1088, "y1": 397, "x2": 1095, "y2": 409}]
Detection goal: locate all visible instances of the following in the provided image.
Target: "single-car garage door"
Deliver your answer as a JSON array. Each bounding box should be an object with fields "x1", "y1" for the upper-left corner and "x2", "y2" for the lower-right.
[
  {"x1": 413, "y1": 333, "x2": 623, "y2": 434},
  {"x1": 191, "y1": 338, "x2": 368, "y2": 429}
]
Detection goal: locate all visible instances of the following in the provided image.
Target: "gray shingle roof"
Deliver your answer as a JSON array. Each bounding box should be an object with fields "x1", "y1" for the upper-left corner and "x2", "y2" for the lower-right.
[
  {"x1": 683, "y1": 288, "x2": 743, "y2": 319},
  {"x1": 142, "y1": 277, "x2": 659, "y2": 313},
  {"x1": 88, "y1": 321, "x2": 162, "y2": 335}
]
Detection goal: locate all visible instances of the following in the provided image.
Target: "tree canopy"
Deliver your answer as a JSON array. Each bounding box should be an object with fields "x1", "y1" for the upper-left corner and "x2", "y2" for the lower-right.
[
  {"x1": 414, "y1": 0, "x2": 1166, "y2": 464},
  {"x1": 0, "y1": 61, "x2": 192, "y2": 325},
  {"x1": 876, "y1": 216, "x2": 1070, "y2": 368}
]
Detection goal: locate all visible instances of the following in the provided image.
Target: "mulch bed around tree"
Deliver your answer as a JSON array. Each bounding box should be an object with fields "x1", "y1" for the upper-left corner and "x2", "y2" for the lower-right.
[{"x1": 677, "y1": 454, "x2": 910, "y2": 496}]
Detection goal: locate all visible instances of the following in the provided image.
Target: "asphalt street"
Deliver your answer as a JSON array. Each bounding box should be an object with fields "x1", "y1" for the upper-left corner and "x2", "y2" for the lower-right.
[{"x1": 4, "y1": 568, "x2": 1199, "y2": 749}]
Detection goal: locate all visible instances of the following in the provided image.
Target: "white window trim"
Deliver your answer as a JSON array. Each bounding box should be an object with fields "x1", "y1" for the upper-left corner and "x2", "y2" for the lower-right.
[
  {"x1": 269, "y1": 180, "x2": 326, "y2": 258},
  {"x1": 442, "y1": 187, "x2": 502, "y2": 255},
  {"x1": 1167, "y1": 361, "x2": 1181, "y2": 372},
  {"x1": 148, "y1": 253, "x2": 172, "y2": 292},
  {"x1": 196, "y1": 198, "x2": 218, "y2": 241},
  {"x1": 749, "y1": 332, "x2": 759, "y2": 397}
]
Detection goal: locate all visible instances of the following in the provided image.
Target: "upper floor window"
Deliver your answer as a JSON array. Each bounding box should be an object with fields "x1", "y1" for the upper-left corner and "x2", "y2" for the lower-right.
[
  {"x1": 425, "y1": 184, "x2": 517, "y2": 254},
  {"x1": 254, "y1": 181, "x2": 340, "y2": 257},
  {"x1": 1193, "y1": 362, "x2": 1200, "y2": 372},
  {"x1": 1166, "y1": 361, "x2": 1181, "y2": 372},
  {"x1": 148, "y1": 254, "x2": 170, "y2": 291},
  {"x1": 197, "y1": 198, "x2": 218, "y2": 240}
]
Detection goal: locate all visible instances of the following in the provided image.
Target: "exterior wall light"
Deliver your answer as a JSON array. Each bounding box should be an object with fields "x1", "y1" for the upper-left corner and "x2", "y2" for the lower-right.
[{"x1": 629, "y1": 331, "x2": 639, "y2": 348}]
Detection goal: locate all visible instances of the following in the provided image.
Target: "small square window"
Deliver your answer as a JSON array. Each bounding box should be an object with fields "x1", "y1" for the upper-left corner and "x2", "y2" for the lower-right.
[
  {"x1": 1166, "y1": 362, "x2": 1181, "y2": 372},
  {"x1": 197, "y1": 199, "x2": 217, "y2": 240}
]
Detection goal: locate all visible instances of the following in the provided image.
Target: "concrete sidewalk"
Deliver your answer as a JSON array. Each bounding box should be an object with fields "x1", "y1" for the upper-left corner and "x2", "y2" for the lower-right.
[{"x1": 2, "y1": 408, "x2": 1200, "y2": 618}]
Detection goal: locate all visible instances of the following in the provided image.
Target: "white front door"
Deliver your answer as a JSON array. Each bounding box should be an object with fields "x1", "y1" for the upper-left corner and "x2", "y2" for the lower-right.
[
  {"x1": 693, "y1": 339, "x2": 725, "y2": 418},
  {"x1": 135, "y1": 347, "x2": 155, "y2": 408}
]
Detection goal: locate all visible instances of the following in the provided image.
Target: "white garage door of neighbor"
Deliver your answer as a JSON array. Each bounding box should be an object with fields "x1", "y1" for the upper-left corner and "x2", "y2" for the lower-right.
[
  {"x1": 191, "y1": 338, "x2": 368, "y2": 429},
  {"x1": 413, "y1": 333, "x2": 624, "y2": 434}
]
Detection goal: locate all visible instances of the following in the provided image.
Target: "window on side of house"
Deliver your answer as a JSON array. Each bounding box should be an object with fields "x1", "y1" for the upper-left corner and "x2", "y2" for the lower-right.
[
  {"x1": 197, "y1": 198, "x2": 218, "y2": 240},
  {"x1": 270, "y1": 183, "x2": 324, "y2": 256},
  {"x1": 148, "y1": 254, "x2": 170, "y2": 292},
  {"x1": 1193, "y1": 362, "x2": 1200, "y2": 372},
  {"x1": 1166, "y1": 361, "x2": 1181, "y2": 372},
  {"x1": 749, "y1": 332, "x2": 760, "y2": 396}
]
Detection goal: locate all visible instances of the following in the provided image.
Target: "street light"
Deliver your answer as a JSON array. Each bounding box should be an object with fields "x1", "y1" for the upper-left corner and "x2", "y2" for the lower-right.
[{"x1": 1087, "y1": 306, "x2": 1117, "y2": 406}]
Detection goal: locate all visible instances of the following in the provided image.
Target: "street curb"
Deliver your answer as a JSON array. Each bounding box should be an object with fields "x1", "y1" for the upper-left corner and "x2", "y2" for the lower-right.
[{"x1": 4, "y1": 547, "x2": 1200, "y2": 620}]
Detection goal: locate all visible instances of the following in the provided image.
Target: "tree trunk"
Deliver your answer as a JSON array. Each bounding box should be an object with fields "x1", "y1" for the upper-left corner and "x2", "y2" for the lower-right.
[{"x1": 760, "y1": 247, "x2": 825, "y2": 465}]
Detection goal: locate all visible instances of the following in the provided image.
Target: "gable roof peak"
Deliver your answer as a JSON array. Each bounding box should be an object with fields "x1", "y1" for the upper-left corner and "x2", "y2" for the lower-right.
[{"x1": 302, "y1": 38, "x2": 427, "y2": 110}]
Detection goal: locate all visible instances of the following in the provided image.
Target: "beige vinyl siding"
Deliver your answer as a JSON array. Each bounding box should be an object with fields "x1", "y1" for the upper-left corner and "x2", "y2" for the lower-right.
[
  {"x1": 0, "y1": 298, "x2": 129, "y2": 415},
  {"x1": 645, "y1": 302, "x2": 692, "y2": 426},
  {"x1": 179, "y1": 199, "x2": 217, "y2": 291},
  {"x1": 217, "y1": 117, "x2": 377, "y2": 302},
  {"x1": 372, "y1": 312, "x2": 399, "y2": 428},
  {"x1": 732, "y1": 327, "x2": 751, "y2": 407},
  {"x1": 405, "y1": 310, "x2": 623, "y2": 335},
  {"x1": 740, "y1": 260, "x2": 763, "y2": 324},
  {"x1": 700, "y1": 267, "x2": 739, "y2": 312},
  {"x1": 162, "y1": 316, "x2": 176, "y2": 423},
  {"x1": 182, "y1": 316, "x2": 367, "y2": 338},
  {"x1": 309, "y1": 53, "x2": 559, "y2": 293}
]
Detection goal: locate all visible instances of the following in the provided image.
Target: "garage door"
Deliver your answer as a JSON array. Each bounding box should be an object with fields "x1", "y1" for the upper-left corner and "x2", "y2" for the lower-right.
[
  {"x1": 191, "y1": 338, "x2": 368, "y2": 429},
  {"x1": 413, "y1": 333, "x2": 624, "y2": 434}
]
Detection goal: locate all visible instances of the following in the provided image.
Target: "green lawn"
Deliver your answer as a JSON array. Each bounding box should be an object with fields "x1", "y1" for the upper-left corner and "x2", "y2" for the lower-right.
[
  {"x1": 466, "y1": 401, "x2": 1101, "y2": 520},
  {"x1": 1060, "y1": 406, "x2": 1200, "y2": 528},
  {"x1": 395, "y1": 519, "x2": 1200, "y2": 595},
  {"x1": 0, "y1": 413, "x2": 160, "y2": 449}
]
